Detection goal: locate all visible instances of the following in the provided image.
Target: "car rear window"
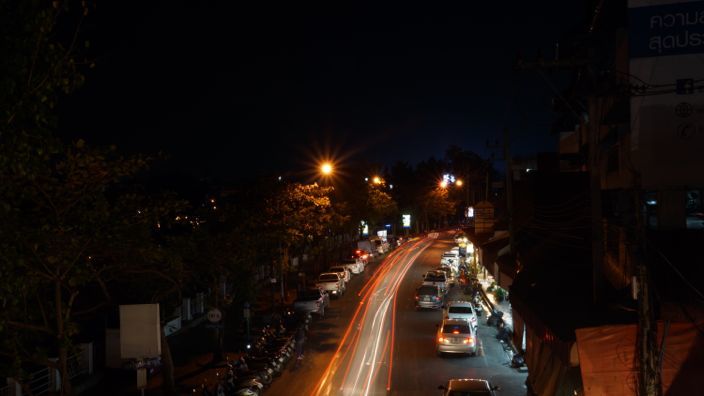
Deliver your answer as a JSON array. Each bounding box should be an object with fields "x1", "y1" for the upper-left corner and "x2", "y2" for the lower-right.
[
  {"x1": 425, "y1": 274, "x2": 446, "y2": 282},
  {"x1": 448, "y1": 307, "x2": 473, "y2": 314},
  {"x1": 319, "y1": 274, "x2": 338, "y2": 282},
  {"x1": 442, "y1": 323, "x2": 470, "y2": 334},
  {"x1": 417, "y1": 286, "x2": 438, "y2": 295}
]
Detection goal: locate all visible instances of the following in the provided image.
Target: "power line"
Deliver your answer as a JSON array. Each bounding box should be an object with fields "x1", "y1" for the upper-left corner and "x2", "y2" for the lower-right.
[{"x1": 645, "y1": 237, "x2": 704, "y2": 303}]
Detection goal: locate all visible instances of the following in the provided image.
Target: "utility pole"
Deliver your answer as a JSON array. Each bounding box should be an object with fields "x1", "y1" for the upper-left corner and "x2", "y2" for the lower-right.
[
  {"x1": 634, "y1": 175, "x2": 662, "y2": 396},
  {"x1": 486, "y1": 133, "x2": 514, "y2": 254},
  {"x1": 503, "y1": 128, "x2": 514, "y2": 255}
]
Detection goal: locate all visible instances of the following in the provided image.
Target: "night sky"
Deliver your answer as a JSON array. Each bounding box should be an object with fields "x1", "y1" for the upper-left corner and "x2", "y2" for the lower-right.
[{"x1": 58, "y1": 1, "x2": 588, "y2": 181}]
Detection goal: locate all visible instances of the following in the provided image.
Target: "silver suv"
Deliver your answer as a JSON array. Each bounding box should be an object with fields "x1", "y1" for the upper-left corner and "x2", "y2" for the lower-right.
[
  {"x1": 415, "y1": 284, "x2": 443, "y2": 310},
  {"x1": 422, "y1": 270, "x2": 448, "y2": 294}
]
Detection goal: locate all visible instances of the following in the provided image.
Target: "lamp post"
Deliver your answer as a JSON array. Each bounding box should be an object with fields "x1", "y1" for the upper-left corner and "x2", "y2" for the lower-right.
[{"x1": 320, "y1": 162, "x2": 333, "y2": 176}]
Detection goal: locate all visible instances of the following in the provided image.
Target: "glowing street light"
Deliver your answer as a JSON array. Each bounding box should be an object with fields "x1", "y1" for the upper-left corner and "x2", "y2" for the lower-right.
[
  {"x1": 455, "y1": 179, "x2": 463, "y2": 187},
  {"x1": 439, "y1": 180, "x2": 448, "y2": 189},
  {"x1": 320, "y1": 162, "x2": 334, "y2": 176},
  {"x1": 372, "y1": 176, "x2": 382, "y2": 185}
]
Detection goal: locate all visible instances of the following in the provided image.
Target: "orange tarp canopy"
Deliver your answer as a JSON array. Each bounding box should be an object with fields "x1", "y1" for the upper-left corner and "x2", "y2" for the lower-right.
[{"x1": 575, "y1": 322, "x2": 704, "y2": 396}]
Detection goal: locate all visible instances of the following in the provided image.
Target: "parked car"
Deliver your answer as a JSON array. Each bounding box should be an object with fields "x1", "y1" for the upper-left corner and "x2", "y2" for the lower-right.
[
  {"x1": 316, "y1": 272, "x2": 345, "y2": 297},
  {"x1": 328, "y1": 265, "x2": 351, "y2": 284},
  {"x1": 423, "y1": 270, "x2": 448, "y2": 294},
  {"x1": 443, "y1": 300, "x2": 478, "y2": 331},
  {"x1": 293, "y1": 288, "x2": 329, "y2": 316},
  {"x1": 434, "y1": 266, "x2": 457, "y2": 286},
  {"x1": 441, "y1": 252, "x2": 460, "y2": 269},
  {"x1": 415, "y1": 284, "x2": 444, "y2": 310},
  {"x1": 357, "y1": 240, "x2": 377, "y2": 259},
  {"x1": 341, "y1": 258, "x2": 364, "y2": 274},
  {"x1": 438, "y1": 379, "x2": 499, "y2": 396},
  {"x1": 353, "y1": 249, "x2": 371, "y2": 264},
  {"x1": 436, "y1": 318, "x2": 478, "y2": 356}
]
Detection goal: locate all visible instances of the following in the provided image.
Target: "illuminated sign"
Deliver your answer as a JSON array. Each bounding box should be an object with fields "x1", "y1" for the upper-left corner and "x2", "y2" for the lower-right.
[
  {"x1": 466, "y1": 206, "x2": 475, "y2": 218},
  {"x1": 360, "y1": 220, "x2": 369, "y2": 236},
  {"x1": 402, "y1": 214, "x2": 411, "y2": 228}
]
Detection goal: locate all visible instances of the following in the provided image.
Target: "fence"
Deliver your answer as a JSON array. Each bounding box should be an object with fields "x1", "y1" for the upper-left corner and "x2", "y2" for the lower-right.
[{"x1": 4, "y1": 343, "x2": 93, "y2": 396}]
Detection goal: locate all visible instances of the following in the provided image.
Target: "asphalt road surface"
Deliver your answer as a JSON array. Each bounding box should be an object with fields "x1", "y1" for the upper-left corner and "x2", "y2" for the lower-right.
[{"x1": 266, "y1": 232, "x2": 527, "y2": 396}]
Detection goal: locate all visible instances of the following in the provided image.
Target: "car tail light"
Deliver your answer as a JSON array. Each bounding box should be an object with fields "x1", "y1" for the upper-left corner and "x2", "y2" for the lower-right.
[
  {"x1": 463, "y1": 337, "x2": 475, "y2": 345},
  {"x1": 438, "y1": 337, "x2": 448, "y2": 344},
  {"x1": 415, "y1": 295, "x2": 420, "y2": 300}
]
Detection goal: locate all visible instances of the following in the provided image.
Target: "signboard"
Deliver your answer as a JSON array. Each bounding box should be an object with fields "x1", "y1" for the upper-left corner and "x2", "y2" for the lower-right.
[
  {"x1": 630, "y1": 0, "x2": 704, "y2": 188},
  {"x1": 376, "y1": 229, "x2": 387, "y2": 238},
  {"x1": 207, "y1": 308, "x2": 222, "y2": 323},
  {"x1": 360, "y1": 220, "x2": 369, "y2": 236},
  {"x1": 466, "y1": 206, "x2": 475, "y2": 218},
  {"x1": 474, "y1": 201, "x2": 495, "y2": 234},
  {"x1": 402, "y1": 214, "x2": 411, "y2": 228},
  {"x1": 119, "y1": 304, "x2": 161, "y2": 359},
  {"x1": 629, "y1": 1, "x2": 704, "y2": 58}
]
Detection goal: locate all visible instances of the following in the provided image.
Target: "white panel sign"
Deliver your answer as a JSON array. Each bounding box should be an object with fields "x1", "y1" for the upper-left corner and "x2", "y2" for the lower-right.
[
  {"x1": 629, "y1": 0, "x2": 704, "y2": 188},
  {"x1": 119, "y1": 304, "x2": 161, "y2": 359}
]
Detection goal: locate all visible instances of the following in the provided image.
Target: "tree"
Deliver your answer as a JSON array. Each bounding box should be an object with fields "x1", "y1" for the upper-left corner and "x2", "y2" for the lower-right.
[
  {"x1": 421, "y1": 186, "x2": 457, "y2": 229},
  {"x1": 365, "y1": 183, "x2": 398, "y2": 231},
  {"x1": 0, "y1": 140, "x2": 156, "y2": 394},
  {"x1": 264, "y1": 182, "x2": 340, "y2": 285}
]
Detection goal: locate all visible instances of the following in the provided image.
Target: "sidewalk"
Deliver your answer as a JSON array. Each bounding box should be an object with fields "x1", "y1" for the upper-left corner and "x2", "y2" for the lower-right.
[
  {"x1": 476, "y1": 274, "x2": 522, "y2": 362},
  {"x1": 147, "y1": 352, "x2": 244, "y2": 394}
]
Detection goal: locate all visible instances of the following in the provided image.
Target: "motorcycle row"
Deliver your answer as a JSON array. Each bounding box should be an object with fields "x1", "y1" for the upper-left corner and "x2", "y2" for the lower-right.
[{"x1": 195, "y1": 308, "x2": 312, "y2": 396}]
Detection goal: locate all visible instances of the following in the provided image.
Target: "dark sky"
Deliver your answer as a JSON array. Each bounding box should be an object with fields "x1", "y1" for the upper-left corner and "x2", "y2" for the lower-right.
[{"x1": 59, "y1": 1, "x2": 589, "y2": 181}]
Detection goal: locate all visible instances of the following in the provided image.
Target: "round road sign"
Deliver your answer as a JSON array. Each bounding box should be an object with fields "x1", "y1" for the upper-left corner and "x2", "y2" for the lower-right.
[{"x1": 207, "y1": 308, "x2": 222, "y2": 323}]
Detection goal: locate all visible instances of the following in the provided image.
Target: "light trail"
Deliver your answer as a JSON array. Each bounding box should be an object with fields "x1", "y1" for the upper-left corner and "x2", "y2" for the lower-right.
[{"x1": 311, "y1": 238, "x2": 432, "y2": 396}]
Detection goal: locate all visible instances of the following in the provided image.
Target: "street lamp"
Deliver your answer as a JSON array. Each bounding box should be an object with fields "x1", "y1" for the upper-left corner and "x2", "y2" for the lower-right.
[
  {"x1": 455, "y1": 179, "x2": 463, "y2": 187},
  {"x1": 439, "y1": 180, "x2": 448, "y2": 189},
  {"x1": 372, "y1": 176, "x2": 382, "y2": 185},
  {"x1": 320, "y1": 162, "x2": 334, "y2": 176}
]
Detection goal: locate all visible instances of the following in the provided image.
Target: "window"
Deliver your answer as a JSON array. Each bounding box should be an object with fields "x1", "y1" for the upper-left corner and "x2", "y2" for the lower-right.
[
  {"x1": 686, "y1": 189, "x2": 703, "y2": 229},
  {"x1": 418, "y1": 286, "x2": 437, "y2": 295},
  {"x1": 442, "y1": 324, "x2": 470, "y2": 334},
  {"x1": 448, "y1": 307, "x2": 473, "y2": 314}
]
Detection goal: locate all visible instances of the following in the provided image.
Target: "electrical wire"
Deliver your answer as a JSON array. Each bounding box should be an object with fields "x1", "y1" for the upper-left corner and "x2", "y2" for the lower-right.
[
  {"x1": 518, "y1": 228, "x2": 590, "y2": 250},
  {"x1": 645, "y1": 237, "x2": 704, "y2": 303}
]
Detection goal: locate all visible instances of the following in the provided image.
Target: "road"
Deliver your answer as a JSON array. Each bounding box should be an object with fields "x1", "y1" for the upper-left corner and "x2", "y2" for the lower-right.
[
  {"x1": 266, "y1": 232, "x2": 527, "y2": 396},
  {"x1": 389, "y1": 235, "x2": 527, "y2": 396}
]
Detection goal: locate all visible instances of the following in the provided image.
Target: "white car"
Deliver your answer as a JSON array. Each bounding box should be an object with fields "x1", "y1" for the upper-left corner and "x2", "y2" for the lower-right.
[
  {"x1": 441, "y1": 252, "x2": 460, "y2": 269},
  {"x1": 444, "y1": 300, "x2": 478, "y2": 331},
  {"x1": 340, "y1": 258, "x2": 364, "y2": 274},
  {"x1": 316, "y1": 272, "x2": 345, "y2": 297},
  {"x1": 328, "y1": 265, "x2": 351, "y2": 284}
]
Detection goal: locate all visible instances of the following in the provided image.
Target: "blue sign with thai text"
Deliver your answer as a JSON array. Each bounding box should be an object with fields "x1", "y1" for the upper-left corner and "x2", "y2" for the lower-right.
[{"x1": 630, "y1": 1, "x2": 704, "y2": 58}]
